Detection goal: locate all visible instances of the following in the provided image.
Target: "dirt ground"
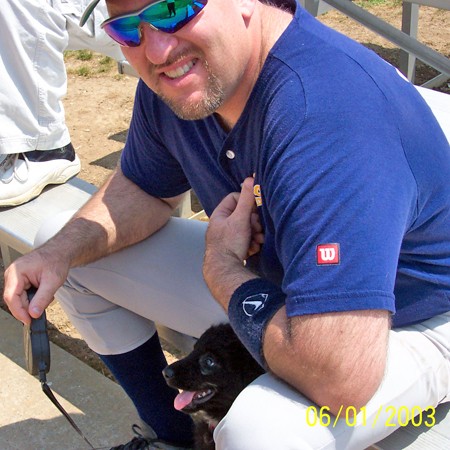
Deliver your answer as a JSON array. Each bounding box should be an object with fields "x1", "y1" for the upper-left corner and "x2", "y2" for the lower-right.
[{"x1": 1, "y1": 1, "x2": 449, "y2": 381}]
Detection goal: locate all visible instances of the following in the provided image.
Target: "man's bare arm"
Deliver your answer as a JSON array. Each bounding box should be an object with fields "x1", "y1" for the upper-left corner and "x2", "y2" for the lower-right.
[
  {"x1": 264, "y1": 308, "x2": 390, "y2": 414},
  {"x1": 43, "y1": 165, "x2": 184, "y2": 267},
  {"x1": 3, "y1": 165, "x2": 184, "y2": 323}
]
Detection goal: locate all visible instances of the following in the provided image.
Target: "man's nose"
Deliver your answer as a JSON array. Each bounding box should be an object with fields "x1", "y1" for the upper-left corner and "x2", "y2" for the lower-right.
[{"x1": 140, "y1": 24, "x2": 178, "y2": 66}]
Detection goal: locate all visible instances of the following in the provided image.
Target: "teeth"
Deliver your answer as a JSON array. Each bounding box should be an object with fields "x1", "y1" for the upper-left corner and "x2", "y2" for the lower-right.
[
  {"x1": 194, "y1": 389, "x2": 211, "y2": 399},
  {"x1": 165, "y1": 60, "x2": 195, "y2": 79}
]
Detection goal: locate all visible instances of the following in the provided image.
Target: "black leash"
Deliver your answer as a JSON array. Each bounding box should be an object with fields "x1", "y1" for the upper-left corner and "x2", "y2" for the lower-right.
[{"x1": 24, "y1": 287, "x2": 96, "y2": 449}]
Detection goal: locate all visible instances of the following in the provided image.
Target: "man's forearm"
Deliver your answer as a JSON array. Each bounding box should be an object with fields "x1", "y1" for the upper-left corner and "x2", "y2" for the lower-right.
[
  {"x1": 39, "y1": 167, "x2": 182, "y2": 268},
  {"x1": 263, "y1": 308, "x2": 390, "y2": 414},
  {"x1": 203, "y1": 248, "x2": 258, "y2": 310}
]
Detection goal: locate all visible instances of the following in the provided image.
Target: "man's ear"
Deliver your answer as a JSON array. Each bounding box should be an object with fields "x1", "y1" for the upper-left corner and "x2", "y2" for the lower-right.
[{"x1": 237, "y1": 0, "x2": 258, "y2": 20}]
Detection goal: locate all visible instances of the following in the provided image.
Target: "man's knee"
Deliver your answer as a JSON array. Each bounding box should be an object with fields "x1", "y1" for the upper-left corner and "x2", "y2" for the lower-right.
[
  {"x1": 213, "y1": 374, "x2": 330, "y2": 450},
  {"x1": 34, "y1": 210, "x2": 76, "y2": 247}
]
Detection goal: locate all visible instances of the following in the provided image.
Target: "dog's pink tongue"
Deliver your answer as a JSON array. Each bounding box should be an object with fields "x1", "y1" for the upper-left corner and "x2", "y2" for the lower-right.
[{"x1": 174, "y1": 391, "x2": 196, "y2": 411}]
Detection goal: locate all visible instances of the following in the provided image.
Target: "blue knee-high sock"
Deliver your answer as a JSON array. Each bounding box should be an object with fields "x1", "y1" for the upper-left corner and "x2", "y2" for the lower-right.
[{"x1": 98, "y1": 333, "x2": 194, "y2": 446}]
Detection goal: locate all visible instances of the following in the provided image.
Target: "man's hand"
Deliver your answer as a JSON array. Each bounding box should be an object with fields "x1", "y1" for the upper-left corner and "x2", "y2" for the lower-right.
[
  {"x1": 3, "y1": 247, "x2": 70, "y2": 325},
  {"x1": 206, "y1": 177, "x2": 264, "y2": 261},
  {"x1": 203, "y1": 177, "x2": 263, "y2": 309}
]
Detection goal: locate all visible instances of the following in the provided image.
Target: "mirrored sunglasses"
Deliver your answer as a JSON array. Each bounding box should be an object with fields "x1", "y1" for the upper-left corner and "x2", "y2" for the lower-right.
[{"x1": 101, "y1": 0, "x2": 208, "y2": 47}]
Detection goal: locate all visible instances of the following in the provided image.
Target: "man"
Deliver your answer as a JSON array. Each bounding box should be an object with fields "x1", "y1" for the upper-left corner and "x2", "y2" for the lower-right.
[
  {"x1": 0, "y1": 0, "x2": 123, "y2": 207},
  {"x1": 4, "y1": 0, "x2": 450, "y2": 449},
  {"x1": 166, "y1": 0, "x2": 176, "y2": 17}
]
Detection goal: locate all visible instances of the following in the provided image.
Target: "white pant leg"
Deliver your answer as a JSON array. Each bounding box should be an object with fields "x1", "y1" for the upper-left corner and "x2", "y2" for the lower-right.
[
  {"x1": 215, "y1": 312, "x2": 450, "y2": 450},
  {"x1": 35, "y1": 214, "x2": 228, "y2": 355},
  {"x1": 0, "y1": 0, "x2": 70, "y2": 153},
  {"x1": 52, "y1": 0, "x2": 124, "y2": 60},
  {"x1": 414, "y1": 86, "x2": 450, "y2": 143},
  {"x1": 0, "y1": 0, "x2": 123, "y2": 154},
  {"x1": 394, "y1": 69, "x2": 450, "y2": 144}
]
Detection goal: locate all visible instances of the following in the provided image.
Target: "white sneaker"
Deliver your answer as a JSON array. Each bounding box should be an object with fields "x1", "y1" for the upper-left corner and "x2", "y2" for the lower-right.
[{"x1": 0, "y1": 144, "x2": 81, "y2": 207}]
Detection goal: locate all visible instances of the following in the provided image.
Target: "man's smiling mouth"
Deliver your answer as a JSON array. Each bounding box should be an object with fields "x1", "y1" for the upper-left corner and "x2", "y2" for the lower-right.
[{"x1": 165, "y1": 60, "x2": 196, "y2": 79}]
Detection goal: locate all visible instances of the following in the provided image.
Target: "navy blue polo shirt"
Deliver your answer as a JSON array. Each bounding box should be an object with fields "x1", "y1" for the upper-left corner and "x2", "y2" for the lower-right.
[{"x1": 121, "y1": 4, "x2": 450, "y2": 327}]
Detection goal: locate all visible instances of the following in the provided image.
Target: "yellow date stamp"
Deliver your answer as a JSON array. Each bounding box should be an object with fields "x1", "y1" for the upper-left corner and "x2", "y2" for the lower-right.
[{"x1": 306, "y1": 405, "x2": 436, "y2": 428}]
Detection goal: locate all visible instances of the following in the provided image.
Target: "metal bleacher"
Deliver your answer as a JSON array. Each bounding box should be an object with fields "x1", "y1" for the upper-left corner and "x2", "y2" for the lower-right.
[{"x1": 299, "y1": 0, "x2": 450, "y2": 87}]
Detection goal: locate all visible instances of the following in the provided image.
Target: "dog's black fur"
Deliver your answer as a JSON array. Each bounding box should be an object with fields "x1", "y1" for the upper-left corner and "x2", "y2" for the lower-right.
[{"x1": 163, "y1": 323, "x2": 264, "y2": 450}]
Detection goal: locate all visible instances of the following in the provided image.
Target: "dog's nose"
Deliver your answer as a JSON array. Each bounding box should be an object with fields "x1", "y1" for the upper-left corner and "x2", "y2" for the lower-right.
[{"x1": 162, "y1": 366, "x2": 174, "y2": 379}]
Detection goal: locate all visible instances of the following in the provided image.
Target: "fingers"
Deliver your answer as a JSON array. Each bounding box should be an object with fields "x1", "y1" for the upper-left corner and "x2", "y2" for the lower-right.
[
  {"x1": 4, "y1": 277, "x2": 57, "y2": 323},
  {"x1": 14, "y1": 291, "x2": 33, "y2": 325},
  {"x1": 209, "y1": 192, "x2": 240, "y2": 221},
  {"x1": 247, "y1": 240, "x2": 261, "y2": 258},
  {"x1": 234, "y1": 177, "x2": 257, "y2": 221},
  {"x1": 3, "y1": 265, "x2": 30, "y2": 324},
  {"x1": 209, "y1": 177, "x2": 256, "y2": 222},
  {"x1": 28, "y1": 283, "x2": 57, "y2": 319},
  {"x1": 251, "y1": 212, "x2": 262, "y2": 233},
  {"x1": 206, "y1": 177, "x2": 264, "y2": 263},
  {"x1": 251, "y1": 212, "x2": 264, "y2": 244},
  {"x1": 3, "y1": 251, "x2": 62, "y2": 324}
]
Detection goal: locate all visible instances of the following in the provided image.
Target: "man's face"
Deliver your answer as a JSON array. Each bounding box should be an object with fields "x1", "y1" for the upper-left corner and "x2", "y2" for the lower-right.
[{"x1": 106, "y1": 0, "x2": 257, "y2": 122}]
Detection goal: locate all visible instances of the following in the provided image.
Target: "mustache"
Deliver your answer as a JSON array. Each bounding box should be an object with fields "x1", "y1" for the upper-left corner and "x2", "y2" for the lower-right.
[{"x1": 152, "y1": 48, "x2": 202, "y2": 71}]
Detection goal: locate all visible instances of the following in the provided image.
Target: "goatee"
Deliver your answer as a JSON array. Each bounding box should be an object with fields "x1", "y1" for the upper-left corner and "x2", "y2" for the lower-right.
[{"x1": 159, "y1": 61, "x2": 225, "y2": 120}]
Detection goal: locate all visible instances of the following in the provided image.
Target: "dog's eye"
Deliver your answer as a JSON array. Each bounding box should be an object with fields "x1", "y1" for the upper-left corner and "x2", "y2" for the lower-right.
[
  {"x1": 203, "y1": 356, "x2": 215, "y2": 367},
  {"x1": 199, "y1": 354, "x2": 218, "y2": 374}
]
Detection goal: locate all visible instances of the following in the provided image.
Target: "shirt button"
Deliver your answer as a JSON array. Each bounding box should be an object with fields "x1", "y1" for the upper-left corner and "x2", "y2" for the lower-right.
[{"x1": 226, "y1": 150, "x2": 236, "y2": 159}]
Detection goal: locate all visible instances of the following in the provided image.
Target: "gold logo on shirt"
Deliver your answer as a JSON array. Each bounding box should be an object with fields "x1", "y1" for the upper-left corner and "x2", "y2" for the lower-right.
[{"x1": 254, "y1": 184, "x2": 262, "y2": 207}]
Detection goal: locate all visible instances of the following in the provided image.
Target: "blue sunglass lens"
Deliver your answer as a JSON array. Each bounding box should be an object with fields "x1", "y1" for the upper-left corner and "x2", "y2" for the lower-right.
[
  {"x1": 103, "y1": 0, "x2": 207, "y2": 47},
  {"x1": 146, "y1": 0, "x2": 207, "y2": 33},
  {"x1": 103, "y1": 18, "x2": 141, "y2": 47}
]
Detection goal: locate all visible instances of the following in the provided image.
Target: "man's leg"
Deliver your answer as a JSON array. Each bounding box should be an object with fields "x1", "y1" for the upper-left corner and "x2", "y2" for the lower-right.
[
  {"x1": 57, "y1": 0, "x2": 125, "y2": 61},
  {"x1": 0, "y1": 0, "x2": 80, "y2": 207},
  {"x1": 0, "y1": 0, "x2": 124, "y2": 208},
  {"x1": 55, "y1": 218, "x2": 228, "y2": 351},
  {"x1": 0, "y1": 0, "x2": 71, "y2": 153},
  {"x1": 415, "y1": 85, "x2": 450, "y2": 143},
  {"x1": 214, "y1": 312, "x2": 450, "y2": 449},
  {"x1": 36, "y1": 216, "x2": 227, "y2": 446}
]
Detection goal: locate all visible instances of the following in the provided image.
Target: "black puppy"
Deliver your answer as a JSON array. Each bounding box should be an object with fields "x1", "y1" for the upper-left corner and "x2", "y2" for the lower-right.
[{"x1": 163, "y1": 323, "x2": 264, "y2": 450}]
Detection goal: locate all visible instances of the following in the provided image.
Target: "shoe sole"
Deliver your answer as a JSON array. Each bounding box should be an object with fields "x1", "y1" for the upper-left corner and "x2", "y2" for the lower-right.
[{"x1": 0, "y1": 157, "x2": 81, "y2": 207}]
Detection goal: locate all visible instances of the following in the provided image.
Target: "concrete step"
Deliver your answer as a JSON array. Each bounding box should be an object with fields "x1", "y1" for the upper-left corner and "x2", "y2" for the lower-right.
[{"x1": 0, "y1": 309, "x2": 139, "y2": 450}]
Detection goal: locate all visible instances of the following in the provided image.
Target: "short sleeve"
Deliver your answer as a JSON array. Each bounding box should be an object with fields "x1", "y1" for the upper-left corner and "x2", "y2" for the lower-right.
[{"x1": 121, "y1": 80, "x2": 191, "y2": 198}]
